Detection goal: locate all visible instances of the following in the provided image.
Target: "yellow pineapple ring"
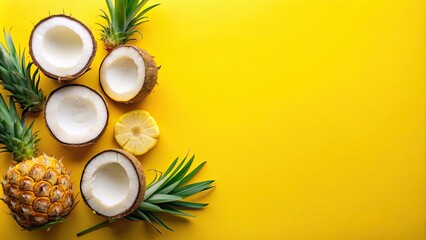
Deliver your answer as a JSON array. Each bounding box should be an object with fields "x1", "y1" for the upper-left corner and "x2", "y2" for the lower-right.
[{"x1": 114, "y1": 110, "x2": 160, "y2": 155}]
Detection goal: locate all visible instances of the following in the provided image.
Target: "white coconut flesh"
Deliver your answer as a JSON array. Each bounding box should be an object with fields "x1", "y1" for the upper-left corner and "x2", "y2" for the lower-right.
[
  {"x1": 31, "y1": 15, "x2": 95, "y2": 78},
  {"x1": 81, "y1": 151, "x2": 143, "y2": 217},
  {"x1": 100, "y1": 46, "x2": 146, "y2": 101},
  {"x1": 45, "y1": 85, "x2": 108, "y2": 145}
]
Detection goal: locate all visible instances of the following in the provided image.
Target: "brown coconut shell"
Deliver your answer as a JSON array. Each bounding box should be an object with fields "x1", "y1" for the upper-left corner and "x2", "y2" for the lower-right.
[
  {"x1": 29, "y1": 14, "x2": 97, "y2": 81},
  {"x1": 99, "y1": 45, "x2": 158, "y2": 103},
  {"x1": 44, "y1": 84, "x2": 109, "y2": 147},
  {"x1": 80, "y1": 149, "x2": 146, "y2": 219}
]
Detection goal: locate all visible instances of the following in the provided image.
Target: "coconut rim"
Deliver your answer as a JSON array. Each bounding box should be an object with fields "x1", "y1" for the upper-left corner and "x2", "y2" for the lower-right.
[
  {"x1": 99, "y1": 45, "x2": 158, "y2": 103},
  {"x1": 80, "y1": 149, "x2": 146, "y2": 219},
  {"x1": 44, "y1": 84, "x2": 109, "y2": 147},
  {"x1": 29, "y1": 14, "x2": 97, "y2": 81}
]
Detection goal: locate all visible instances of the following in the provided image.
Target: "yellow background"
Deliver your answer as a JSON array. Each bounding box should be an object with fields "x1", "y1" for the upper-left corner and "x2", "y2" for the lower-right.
[{"x1": 0, "y1": 0, "x2": 424, "y2": 239}]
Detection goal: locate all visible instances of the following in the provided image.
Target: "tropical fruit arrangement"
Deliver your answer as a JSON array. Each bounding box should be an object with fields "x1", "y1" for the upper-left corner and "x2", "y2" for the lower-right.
[{"x1": 0, "y1": 0, "x2": 214, "y2": 236}]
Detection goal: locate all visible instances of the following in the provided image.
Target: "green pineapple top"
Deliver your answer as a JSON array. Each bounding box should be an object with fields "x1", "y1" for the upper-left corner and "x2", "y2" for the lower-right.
[
  {"x1": 100, "y1": 0, "x2": 160, "y2": 51},
  {"x1": 0, "y1": 94, "x2": 38, "y2": 162},
  {"x1": 0, "y1": 31, "x2": 45, "y2": 114}
]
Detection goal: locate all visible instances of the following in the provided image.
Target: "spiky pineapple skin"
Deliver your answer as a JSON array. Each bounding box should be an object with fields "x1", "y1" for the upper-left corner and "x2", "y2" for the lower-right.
[{"x1": 2, "y1": 155, "x2": 74, "y2": 229}]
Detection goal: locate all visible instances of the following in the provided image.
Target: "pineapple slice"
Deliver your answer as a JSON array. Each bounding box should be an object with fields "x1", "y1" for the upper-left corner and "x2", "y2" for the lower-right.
[{"x1": 114, "y1": 110, "x2": 159, "y2": 155}]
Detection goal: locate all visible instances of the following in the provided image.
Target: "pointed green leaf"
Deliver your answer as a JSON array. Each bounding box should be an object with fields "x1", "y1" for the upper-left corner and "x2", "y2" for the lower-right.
[
  {"x1": 144, "y1": 175, "x2": 168, "y2": 200},
  {"x1": 145, "y1": 211, "x2": 173, "y2": 232},
  {"x1": 178, "y1": 161, "x2": 206, "y2": 187},
  {"x1": 161, "y1": 155, "x2": 194, "y2": 190},
  {"x1": 147, "y1": 194, "x2": 182, "y2": 203},
  {"x1": 139, "y1": 201, "x2": 164, "y2": 212},
  {"x1": 172, "y1": 180, "x2": 215, "y2": 197},
  {"x1": 158, "y1": 157, "x2": 178, "y2": 180},
  {"x1": 167, "y1": 201, "x2": 209, "y2": 209},
  {"x1": 160, "y1": 205, "x2": 195, "y2": 217}
]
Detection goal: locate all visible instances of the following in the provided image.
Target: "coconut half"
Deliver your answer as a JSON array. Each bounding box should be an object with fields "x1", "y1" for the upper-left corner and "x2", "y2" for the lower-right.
[
  {"x1": 29, "y1": 14, "x2": 97, "y2": 81},
  {"x1": 45, "y1": 84, "x2": 108, "y2": 146},
  {"x1": 100, "y1": 45, "x2": 158, "y2": 103},
  {"x1": 80, "y1": 149, "x2": 146, "y2": 218}
]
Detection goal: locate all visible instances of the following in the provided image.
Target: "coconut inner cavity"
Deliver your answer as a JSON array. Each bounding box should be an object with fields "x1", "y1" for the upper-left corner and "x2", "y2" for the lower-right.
[
  {"x1": 43, "y1": 26, "x2": 83, "y2": 68},
  {"x1": 45, "y1": 85, "x2": 108, "y2": 145},
  {"x1": 30, "y1": 15, "x2": 96, "y2": 78},
  {"x1": 107, "y1": 57, "x2": 139, "y2": 94},
  {"x1": 56, "y1": 97, "x2": 97, "y2": 135},
  {"x1": 100, "y1": 46, "x2": 146, "y2": 101},
  {"x1": 92, "y1": 163, "x2": 129, "y2": 206}
]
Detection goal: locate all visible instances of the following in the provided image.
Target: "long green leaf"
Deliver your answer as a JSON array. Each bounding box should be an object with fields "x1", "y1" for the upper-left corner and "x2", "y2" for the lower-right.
[
  {"x1": 157, "y1": 179, "x2": 181, "y2": 194},
  {"x1": 159, "y1": 157, "x2": 178, "y2": 180},
  {"x1": 172, "y1": 180, "x2": 215, "y2": 197},
  {"x1": 144, "y1": 175, "x2": 168, "y2": 200},
  {"x1": 167, "y1": 201, "x2": 209, "y2": 209},
  {"x1": 139, "y1": 201, "x2": 164, "y2": 212},
  {"x1": 178, "y1": 161, "x2": 206, "y2": 187},
  {"x1": 159, "y1": 205, "x2": 194, "y2": 217},
  {"x1": 161, "y1": 155, "x2": 193, "y2": 190},
  {"x1": 76, "y1": 219, "x2": 117, "y2": 237},
  {"x1": 145, "y1": 212, "x2": 173, "y2": 232},
  {"x1": 147, "y1": 194, "x2": 182, "y2": 203}
]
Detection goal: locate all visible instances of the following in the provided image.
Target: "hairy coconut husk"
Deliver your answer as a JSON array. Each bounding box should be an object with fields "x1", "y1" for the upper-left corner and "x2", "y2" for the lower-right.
[{"x1": 100, "y1": 45, "x2": 158, "y2": 103}]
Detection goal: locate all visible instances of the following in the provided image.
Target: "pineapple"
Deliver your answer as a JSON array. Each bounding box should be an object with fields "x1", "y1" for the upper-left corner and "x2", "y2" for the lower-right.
[
  {"x1": 0, "y1": 94, "x2": 74, "y2": 230},
  {"x1": 114, "y1": 110, "x2": 160, "y2": 155},
  {"x1": 0, "y1": 31, "x2": 45, "y2": 114},
  {"x1": 100, "y1": 0, "x2": 160, "y2": 51}
]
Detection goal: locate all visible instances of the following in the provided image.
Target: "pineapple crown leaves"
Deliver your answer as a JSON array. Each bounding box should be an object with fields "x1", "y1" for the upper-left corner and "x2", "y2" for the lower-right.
[
  {"x1": 0, "y1": 30, "x2": 45, "y2": 114},
  {"x1": 0, "y1": 94, "x2": 39, "y2": 162},
  {"x1": 77, "y1": 155, "x2": 214, "y2": 237},
  {"x1": 129, "y1": 155, "x2": 214, "y2": 232},
  {"x1": 99, "y1": 0, "x2": 160, "y2": 50}
]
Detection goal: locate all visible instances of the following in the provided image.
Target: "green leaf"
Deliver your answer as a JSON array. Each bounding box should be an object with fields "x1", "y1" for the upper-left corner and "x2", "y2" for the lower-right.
[
  {"x1": 178, "y1": 161, "x2": 206, "y2": 187},
  {"x1": 134, "y1": 210, "x2": 162, "y2": 233},
  {"x1": 145, "y1": 211, "x2": 173, "y2": 232},
  {"x1": 160, "y1": 157, "x2": 179, "y2": 180},
  {"x1": 147, "y1": 194, "x2": 182, "y2": 203},
  {"x1": 157, "y1": 179, "x2": 181, "y2": 194},
  {"x1": 134, "y1": 209, "x2": 152, "y2": 223},
  {"x1": 170, "y1": 156, "x2": 186, "y2": 177},
  {"x1": 127, "y1": 2, "x2": 159, "y2": 26},
  {"x1": 144, "y1": 175, "x2": 168, "y2": 200},
  {"x1": 125, "y1": 215, "x2": 140, "y2": 221},
  {"x1": 172, "y1": 180, "x2": 215, "y2": 197},
  {"x1": 160, "y1": 155, "x2": 193, "y2": 190},
  {"x1": 76, "y1": 219, "x2": 117, "y2": 237},
  {"x1": 106, "y1": 0, "x2": 114, "y2": 16},
  {"x1": 139, "y1": 201, "x2": 164, "y2": 212},
  {"x1": 167, "y1": 201, "x2": 209, "y2": 209},
  {"x1": 159, "y1": 205, "x2": 194, "y2": 217}
]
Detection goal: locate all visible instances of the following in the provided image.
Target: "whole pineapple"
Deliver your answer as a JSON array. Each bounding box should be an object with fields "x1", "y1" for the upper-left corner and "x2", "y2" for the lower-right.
[{"x1": 0, "y1": 94, "x2": 74, "y2": 230}]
